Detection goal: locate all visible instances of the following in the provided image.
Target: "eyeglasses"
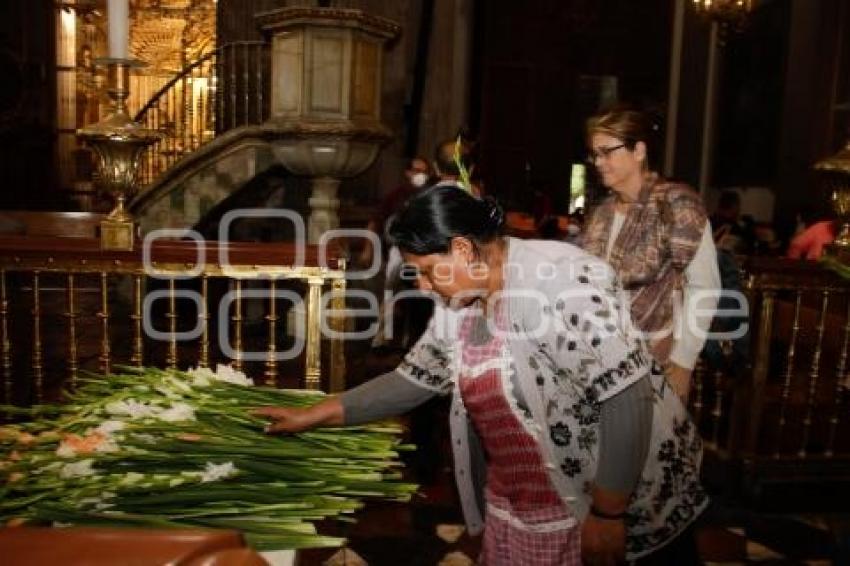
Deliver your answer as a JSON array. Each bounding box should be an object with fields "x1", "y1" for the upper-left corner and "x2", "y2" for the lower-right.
[{"x1": 587, "y1": 143, "x2": 626, "y2": 163}]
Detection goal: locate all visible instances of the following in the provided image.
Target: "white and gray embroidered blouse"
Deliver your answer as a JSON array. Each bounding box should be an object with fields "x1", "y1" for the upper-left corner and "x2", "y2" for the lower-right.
[{"x1": 395, "y1": 238, "x2": 708, "y2": 559}]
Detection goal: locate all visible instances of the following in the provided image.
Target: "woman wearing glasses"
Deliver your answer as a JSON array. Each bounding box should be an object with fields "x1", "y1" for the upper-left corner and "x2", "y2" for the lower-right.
[
  {"x1": 582, "y1": 106, "x2": 721, "y2": 406},
  {"x1": 256, "y1": 185, "x2": 708, "y2": 565}
]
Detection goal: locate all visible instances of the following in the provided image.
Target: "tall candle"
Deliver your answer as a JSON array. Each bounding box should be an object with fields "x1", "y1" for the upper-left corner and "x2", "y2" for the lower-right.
[{"x1": 108, "y1": 0, "x2": 129, "y2": 59}]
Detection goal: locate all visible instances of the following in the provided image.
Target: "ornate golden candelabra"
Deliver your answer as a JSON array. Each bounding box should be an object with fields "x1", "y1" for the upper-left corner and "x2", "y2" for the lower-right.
[
  {"x1": 815, "y1": 141, "x2": 850, "y2": 251},
  {"x1": 692, "y1": 0, "x2": 755, "y2": 27},
  {"x1": 77, "y1": 59, "x2": 162, "y2": 250}
]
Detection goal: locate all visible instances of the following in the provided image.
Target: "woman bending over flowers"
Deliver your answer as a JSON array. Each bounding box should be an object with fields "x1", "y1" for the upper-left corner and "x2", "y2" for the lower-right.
[{"x1": 255, "y1": 186, "x2": 707, "y2": 565}]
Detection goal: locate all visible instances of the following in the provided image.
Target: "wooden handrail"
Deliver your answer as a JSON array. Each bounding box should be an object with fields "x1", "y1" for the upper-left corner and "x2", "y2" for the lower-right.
[{"x1": 0, "y1": 237, "x2": 345, "y2": 273}]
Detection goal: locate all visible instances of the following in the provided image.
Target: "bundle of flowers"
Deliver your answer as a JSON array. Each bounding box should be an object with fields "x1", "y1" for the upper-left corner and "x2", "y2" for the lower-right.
[{"x1": 0, "y1": 366, "x2": 416, "y2": 550}]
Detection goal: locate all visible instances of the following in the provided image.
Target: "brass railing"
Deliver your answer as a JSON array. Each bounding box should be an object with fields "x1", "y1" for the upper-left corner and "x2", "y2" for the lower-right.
[
  {"x1": 693, "y1": 256, "x2": 850, "y2": 493},
  {"x1": 0, "y1": 236, "x2": 346, "y2": 407},
  {"x1": 134, "y1": 41, "x2": 270, "y2": 188}
]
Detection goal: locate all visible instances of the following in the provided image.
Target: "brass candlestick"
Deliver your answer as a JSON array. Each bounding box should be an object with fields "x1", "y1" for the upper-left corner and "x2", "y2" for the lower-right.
[
  {"x1": 815, "y1": 141, "x2": 850, "y2": 253},
  {"x1": 77, "y1": 59, "x2": 162, "y2": 250}
]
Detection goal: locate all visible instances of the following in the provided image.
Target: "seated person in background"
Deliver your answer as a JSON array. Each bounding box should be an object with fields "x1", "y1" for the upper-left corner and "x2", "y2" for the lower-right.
[{"x1": 710, "y1": 190, "x2": 757, "y2": 255}]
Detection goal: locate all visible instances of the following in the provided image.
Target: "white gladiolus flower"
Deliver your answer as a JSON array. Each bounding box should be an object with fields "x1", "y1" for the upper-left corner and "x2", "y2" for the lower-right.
[
  {"x1": 35, "y1": 462, "x2": 62, "y2": 475},
  {"x1": 78, "y1": 492, "x2": 115, "y2": 510},
  {"x1": 94, "y1": 436, "x2": 120, "y2": 453},
  {"x1": 167, "y1": 377, "x2": 192, "y2": 394},
  {"x1": 60, "y1": 459, "x2": 96, "y2": 479},
  {"x1": 95, "y1": 420, "x2": 126, "y2": 435},
  {"x1": 105, "y1": 399, "x2": 161, "y2": 419},
  {"x1": 201, "y1": 461, "x2": 238, "y2": 483},
  {"x1": 188, "y1": 364, "x2": 252, "y2": 387},
  {"x1": 95, "y1": 491, "x2": 116, "y2": 510},
  {"x1": 154, "y1": 385, "x2": 181, "y2": 400},
  {"x1": 187, "y1": 366, "x2": 216, "y2": 387},
  {"x1": 213, "y1": 364, "x2": 253, "y2": 387},
  {"x1": 56, "y1": 443, "x2": 77, "y2": 458},
  {"x1": 120, "y1": 472, "x2": 145, "y2": 485},
  {"x1": 158, "y1": 402, "x2": 196, "y2": 422}
]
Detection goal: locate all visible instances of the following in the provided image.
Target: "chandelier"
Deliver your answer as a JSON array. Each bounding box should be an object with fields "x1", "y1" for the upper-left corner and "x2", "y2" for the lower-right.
[{"x1": 692, "y1": 0, "x2": 754, "y2": 27}]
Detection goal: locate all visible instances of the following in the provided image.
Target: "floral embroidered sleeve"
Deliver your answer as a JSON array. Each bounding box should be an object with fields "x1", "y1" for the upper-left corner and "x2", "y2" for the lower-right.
[{"x1": 395, "y1": 306, "x2": 456, "y2": 395}]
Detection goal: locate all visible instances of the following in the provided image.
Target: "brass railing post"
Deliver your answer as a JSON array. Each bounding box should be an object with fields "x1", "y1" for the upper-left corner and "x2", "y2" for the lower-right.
[
  {"x1": 826, "y1": 296, "x2": 850, "y2": 457},
  {"x1": 744, "y1": 289, "x2": 775, "y2": 454},
  {"x1": 167, "y1": 278, "x2": 178, "y2": 369},
  {"x1": 799, "y1": 291, "x2": 830, "y2": 457},
  {"x1": 98, "y1": 272, "x2": 112, "y2": 375},
  {"x1": 329, "y1": 277, "x2": 347, "y2": 393},
  {"x1": 232, "y1": 279, "x2": 243, "y2": 371},
  {"x1": 775, "y1": 290, "x2": 802, "y2": 458},
  {"x1": 264, "y1": 278, "x2": 278, "y2": 387},
  {"x1": 130, "y1": 274, "x2": 144, "y2": 367},
  {"x1": 199, "y1": 275, "x2": 210, "y2": 368},
  {"x1": 65, "y1": 274, "x2": 79, "y2": 389},
  {"x1": 31, "y1": 272, "x2": 43, "y2": 402},
  {"x1": 305, "y1": 277, "x2": 323, "y2": 390},
  {"x1": 0, "y1": 270, "x2": 11, "y2": 406}
]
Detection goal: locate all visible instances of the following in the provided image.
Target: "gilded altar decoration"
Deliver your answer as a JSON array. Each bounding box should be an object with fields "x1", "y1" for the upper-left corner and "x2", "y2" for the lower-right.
[
  {"x1": 816, "y1": 141, "x2": 850, "y2": 251},
  {"x1": 77, "y1": 59, "x2": 162, "y2": 250},
  {"x1": 691, "y1": 0, "x2": 755, "y2": 28},
  {"x1": 56, "y1": 0, "x2": 217, "y2": 203}
]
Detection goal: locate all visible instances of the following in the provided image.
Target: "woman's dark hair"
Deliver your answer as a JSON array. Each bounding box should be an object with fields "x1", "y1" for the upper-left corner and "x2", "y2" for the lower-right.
[{"x1": 387, "y1": 185, "x2": 505, "y2": 255}]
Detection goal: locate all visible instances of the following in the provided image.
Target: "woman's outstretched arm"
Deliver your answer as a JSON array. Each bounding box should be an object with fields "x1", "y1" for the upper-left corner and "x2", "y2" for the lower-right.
[{"x1": 255, "y1": 370, "x2": 436, "y2": 433}]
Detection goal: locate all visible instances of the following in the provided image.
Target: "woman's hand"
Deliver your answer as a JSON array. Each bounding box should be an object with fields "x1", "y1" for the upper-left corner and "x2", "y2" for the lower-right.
[
  {"x1": 581, "y1": 514, "x2": 626, "y2": 565},
  {"x1": 252, "y1": 397, "x2": 344, "y2": 434},
  {"x1": 251, "y1": 406, "x2": 318, "y2": 433}
]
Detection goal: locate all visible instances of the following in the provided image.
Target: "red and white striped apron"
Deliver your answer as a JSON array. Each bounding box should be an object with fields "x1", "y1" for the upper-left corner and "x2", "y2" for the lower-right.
[{"x1": 457, "y1": 309, "x2": 580, "y2": 566}]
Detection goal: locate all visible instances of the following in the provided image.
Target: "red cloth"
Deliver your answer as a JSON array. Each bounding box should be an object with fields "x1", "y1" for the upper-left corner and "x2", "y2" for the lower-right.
[
  {"x1": 458, "y1": 309, "x2": 580, "y2": 566},
  {"x1": 787, "y1": 220, "x2": 835, "y2": 260}
]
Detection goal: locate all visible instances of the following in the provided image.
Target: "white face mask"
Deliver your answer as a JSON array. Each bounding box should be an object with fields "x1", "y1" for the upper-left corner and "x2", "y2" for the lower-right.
[{"x1": 410, "y1": 172, "x2": 429, "y2": 188}]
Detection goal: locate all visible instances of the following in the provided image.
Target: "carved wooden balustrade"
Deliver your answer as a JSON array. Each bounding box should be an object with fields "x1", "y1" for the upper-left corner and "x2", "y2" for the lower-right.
[
  {"x1": 692, "y1": 256, "x2": 850, "y2": 499},
  {"x1": 0, "y1": 236, "x2": 347, "y2": 407}
]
